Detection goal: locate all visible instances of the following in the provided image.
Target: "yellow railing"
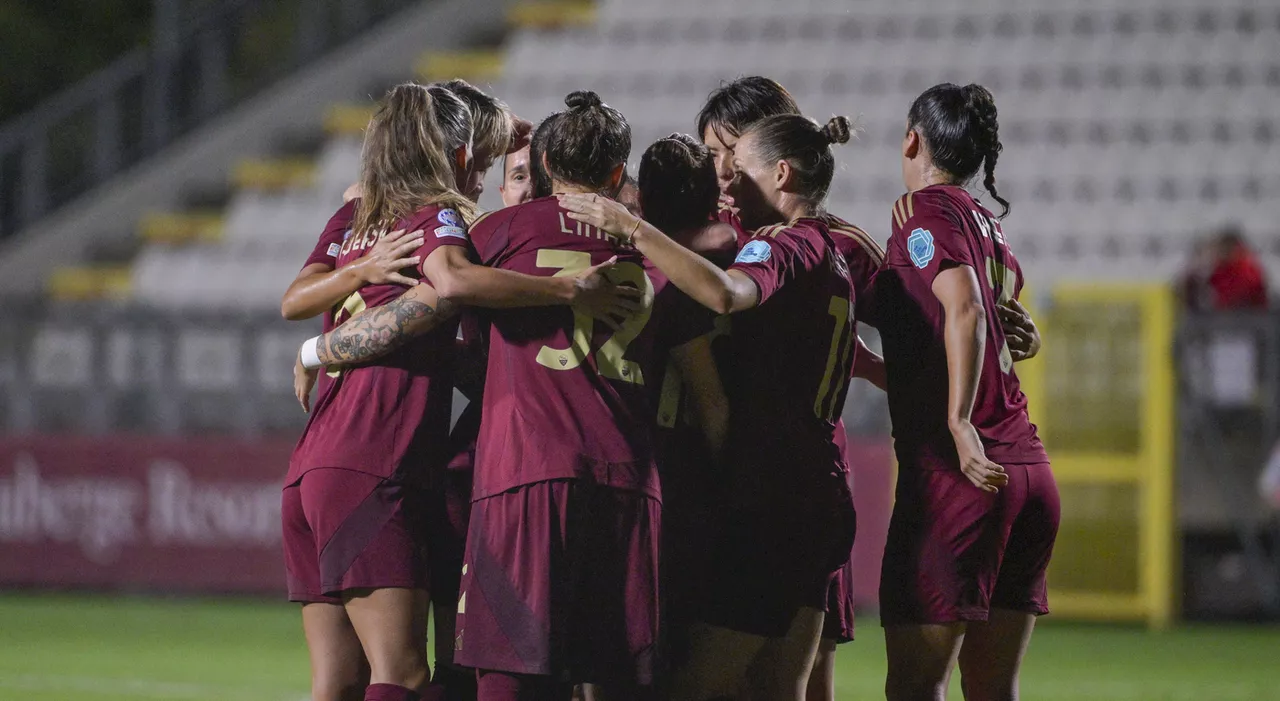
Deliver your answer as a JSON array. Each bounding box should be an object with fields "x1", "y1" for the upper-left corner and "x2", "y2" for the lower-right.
[{"x1": 1019, "y1": 284, "x2": 1177, "y2": 628}]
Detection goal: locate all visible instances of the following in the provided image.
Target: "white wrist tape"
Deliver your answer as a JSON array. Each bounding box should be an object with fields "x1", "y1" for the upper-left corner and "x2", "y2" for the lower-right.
[{"x1": 300, "y1": 336, "x2": 323, "y2": 370}]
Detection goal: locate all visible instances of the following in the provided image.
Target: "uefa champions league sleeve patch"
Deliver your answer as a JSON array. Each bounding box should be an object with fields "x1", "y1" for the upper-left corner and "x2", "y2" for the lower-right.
[
  {"x1": 326, "y1": 243, "x2": 341, "y2": 257},
  {"x1": 735, "y1": 240, "x2": 772, "y2": 264},
  {"x1": 907, "y1": 228, "x2": 935, "y2": 269},
  {"x1": 437, "y1": 209, "x2": 463, "y2": 228}
]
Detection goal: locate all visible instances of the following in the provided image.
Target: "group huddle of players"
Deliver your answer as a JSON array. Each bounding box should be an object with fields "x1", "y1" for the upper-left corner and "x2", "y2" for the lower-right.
[{"x1": 279, "y1": 75, "x2": 1061, "y2": 701}]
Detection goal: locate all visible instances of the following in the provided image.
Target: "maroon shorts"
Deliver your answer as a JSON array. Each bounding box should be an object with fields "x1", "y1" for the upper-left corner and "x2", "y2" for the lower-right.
[
  {"x1": 821, "y1": 508, "x2": 858, "y2": 643},
  {"x1": 697, "y1": 483, "x2": 857, "y2": 638},
  {"x1": 454, "y1": 479, "x2": 660, "y2": 686},
  {"x1": 282, "y1": 467, "x2": 457, "y2": 604},
  {"x1": 879, "y1": 463, "x2": 1060, "y2": 626}
]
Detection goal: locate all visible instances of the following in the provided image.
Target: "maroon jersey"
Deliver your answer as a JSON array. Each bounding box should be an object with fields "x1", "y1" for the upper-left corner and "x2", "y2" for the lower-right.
[
  {"x1": 723, "y1": 217, "x2": 857, "y2": 503},
  {"x1": 296, "y1": 200, "x2": 358, "y2": 400},
  {"x1": 466, "y1": 196, "x2": 696, "y2": 501},
  {"x1": 651, "y1": 234, "x2": 732, "y2": 452},
  {"x1": 303, "y1": 200, "x2": 357, "y2": 271},
  {"x1": 716, "y1": 196, "x2": 750, "y2": 249},
  {"x1": 821, "y1": 213, "x2": 883, "y2": 301},
  {"x1": 287, "y1": 202, "x2": 467, "y2": 485},
  {"x1": 445, "y1": 312, "x2": 488, "y2": 473},
  {"x1": 869, "y1": 185, "x2": 1046, "y2": 469}
]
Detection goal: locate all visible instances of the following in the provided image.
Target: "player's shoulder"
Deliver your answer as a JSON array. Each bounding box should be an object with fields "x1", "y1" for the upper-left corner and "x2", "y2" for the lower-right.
[
  {"x1": 327, "y1": 198, "x2": 358, "y2": 228},
  {"x1": 821, "y1": 212, "x2": 885, "y2": 265},
  {"x1": 755, "y1": 216, "x2": 825, "y2": 239},
  {"x1": 398, "y1": 201, "x2": 467, "y2": 238},
  {"x1": 892, "y1": 186, "x2": 969, "y2": 231}
]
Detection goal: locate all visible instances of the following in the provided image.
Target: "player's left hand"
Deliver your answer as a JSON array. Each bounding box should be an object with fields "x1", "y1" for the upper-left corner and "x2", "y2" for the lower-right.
[
  {"x1": 571, "y1": 256, "x2": 644, "y2": 330},
  {"x1": 294, "y1": 351, "x2": 318, "y2": 413},
  {"x1": 999, "y1": 298, "x2": 1041, "y2": 362},
  {"x1": 558, "y1": 193, "x2": 639, "y2": 240}
]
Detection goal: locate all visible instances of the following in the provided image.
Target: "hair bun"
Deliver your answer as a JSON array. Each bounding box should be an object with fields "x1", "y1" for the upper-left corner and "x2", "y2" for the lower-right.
[
  {"x1": 565, "y1": 90, "x2": 603, "y2": 110},
  {"x1": 821, "y1": 116, "x2": 852, "y2": 145}
]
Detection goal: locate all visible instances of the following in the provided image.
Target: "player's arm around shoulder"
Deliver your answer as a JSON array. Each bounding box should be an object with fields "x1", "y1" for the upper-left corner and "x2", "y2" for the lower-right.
[
  {"x1": 311, "y1": 281, "x2": 459, "y2": 368},
  {"x1": 558, "y1": 192, "x2": 759, "y2": 315},
  {"x1": 281, "y1": 227, "x2": 425, "y2": 320},
  {"x1": 291, "y1": 282, "x2": 459, "y2": 412}
]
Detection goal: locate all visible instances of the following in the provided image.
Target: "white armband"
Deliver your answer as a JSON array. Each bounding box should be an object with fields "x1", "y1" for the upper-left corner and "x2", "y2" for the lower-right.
[{"x1": 300, "y1": 336, "x2": 323, "y2": 370}]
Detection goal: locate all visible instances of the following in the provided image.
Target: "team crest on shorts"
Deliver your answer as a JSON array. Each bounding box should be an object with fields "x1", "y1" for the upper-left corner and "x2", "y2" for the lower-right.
[
  {"x1": 735, "y1": 240, "x2": 772, "y2": 264},
  {"x1": 908, "y1": 228, "x2": 935, "y2": 268},
  {"x1": 437, "y1": 208, "x2": 463, "y2": 228}
]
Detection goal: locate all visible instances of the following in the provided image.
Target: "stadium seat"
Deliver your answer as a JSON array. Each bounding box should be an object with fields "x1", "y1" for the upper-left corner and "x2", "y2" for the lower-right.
[{"x1": 108, "y1": 0, "x2": 1278, "y2": 309}]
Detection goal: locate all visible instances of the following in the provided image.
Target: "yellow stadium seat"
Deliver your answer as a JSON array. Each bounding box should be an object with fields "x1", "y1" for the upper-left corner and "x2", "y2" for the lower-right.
[
  {"x1": 507, "y1": 1, "x2": 596, "y2": 29},
  {"x1": 138, "y1": 211, "x2": 225, "y2": 244},
  {"x1": 232, "y1": 158, "x2": 315, "y2": 191},
  {"x1": 324, "y1": 103, "x2": 375, "y2": 136},
  {"x1": 416, "y1": 50, "x2": 505, "y2": 83},
  {"x1": 48, "y1": 266, "x2": 133, "y2": 302}
]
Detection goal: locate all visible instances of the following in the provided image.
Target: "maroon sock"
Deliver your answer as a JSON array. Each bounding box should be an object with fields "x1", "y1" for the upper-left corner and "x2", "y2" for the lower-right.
[
  {"x1": 429, "y1": 665, "x2": 478, "y2": 701},
  {"x1": 365, "y1": 683, "x2": 422, "y2": 701},
  {"x1": 476, "y1": 670, "x2": 572, "y2": 701}
]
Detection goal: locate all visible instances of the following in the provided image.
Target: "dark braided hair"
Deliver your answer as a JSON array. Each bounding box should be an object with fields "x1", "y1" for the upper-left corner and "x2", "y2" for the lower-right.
[
  {"x1": 907, "y1": 82, "x2": 1010, "y2": 217},
  {"x1": 743, "y1": 114, "x2": 853, "y2": 203},
  {"x1": 543, "y1": 90, "x2": 631, "y2": 191},
  {"x1": 638, "y1": 133, "x2": 719, "y2": 234}
]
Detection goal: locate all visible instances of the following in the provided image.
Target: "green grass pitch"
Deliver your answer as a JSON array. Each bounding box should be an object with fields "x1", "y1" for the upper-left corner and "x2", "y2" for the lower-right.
[{"x1": 0, "y1": 594, "x2": 1276, "y2": 700}]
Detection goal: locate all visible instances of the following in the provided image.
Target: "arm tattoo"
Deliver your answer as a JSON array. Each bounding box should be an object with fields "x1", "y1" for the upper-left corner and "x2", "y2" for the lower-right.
[{"x1": 317, "y1": 295, "x2": 459, "y2": 365}]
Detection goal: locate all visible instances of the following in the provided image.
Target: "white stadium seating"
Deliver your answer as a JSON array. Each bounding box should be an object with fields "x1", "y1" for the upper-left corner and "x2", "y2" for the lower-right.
[{"x1": 131, "y1": 0, "x2": 1280, "y2": 308}]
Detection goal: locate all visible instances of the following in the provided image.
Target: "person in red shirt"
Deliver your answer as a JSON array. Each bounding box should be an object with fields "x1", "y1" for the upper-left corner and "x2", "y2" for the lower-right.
[
  {"x1": 1208, "y1": 228, "x2": 1269, "y2": 309},
  {"x1": 864, "y1": 83, "x2": 1059, "y2": 701}
]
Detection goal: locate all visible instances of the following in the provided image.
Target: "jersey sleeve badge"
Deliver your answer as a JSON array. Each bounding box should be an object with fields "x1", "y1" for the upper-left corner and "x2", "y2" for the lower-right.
[
  {"x1": 437, "y1": 208, "x2": 463, "y2": 228},
  {"x1": 435, "y1": 225, "x2": 467, "y2": 239},
  {"x1": 907, "y1": 228, "x2": 935, "y2": 268},
  {"x1": 735, "y1": 240, "x2": 772, "y2": 264},
  {"x1": 326, "y1": 243, "x2": 341, "y2": 257}
]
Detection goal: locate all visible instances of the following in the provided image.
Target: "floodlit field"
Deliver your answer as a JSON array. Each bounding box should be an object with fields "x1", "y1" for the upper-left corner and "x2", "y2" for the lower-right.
[{"x1": 0, "y1": 594, "x2": 1276, "y2": 701}]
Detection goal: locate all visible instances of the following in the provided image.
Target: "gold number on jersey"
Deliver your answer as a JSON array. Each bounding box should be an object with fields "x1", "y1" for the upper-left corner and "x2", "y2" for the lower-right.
[
  {"x1": 326, "y1": 291, "x2": 368, "y2": 378},
  {"x1": 985, "y1": 257, "x2": 1017, "y2": 374},
  {"x1": 533, "y1": 249, "x2": 654, "y2": 385},
  {"x1": 814, "y1": 296, "x2": 855, "y2": 420},
  {"x1": 595, "y1": 260, "x2": 654, "y2": 384},
  {"x1": 534, "y1": 250, "x2": 595, "y2": 372},
  {"x1": 656, "y1": 313, "x2": 727, "y2": 427}
]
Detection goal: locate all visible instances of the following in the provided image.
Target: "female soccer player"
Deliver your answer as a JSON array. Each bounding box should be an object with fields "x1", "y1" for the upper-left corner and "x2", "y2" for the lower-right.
[
  {"x1": 631, "y1": 134, "x2": 736, "y2": 689},
  {"x1": 283, "y1": 79, "x2": 523, "y2": 701},
  {"x1": 867, "y1": 83, "x2": 1060, "y2": 701},
  {"x1": 562, "y1": 113, "x2": 861, "y2": 701},
  {"x1": 452, "y1": 92, "x2": 725, "y2": 701},
  {"x1": 695, "y1": 76, "x2": 884, "y2": 701},
  {"x1": 285, "y1": 83, "x2": 630, "y2": 701}
]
